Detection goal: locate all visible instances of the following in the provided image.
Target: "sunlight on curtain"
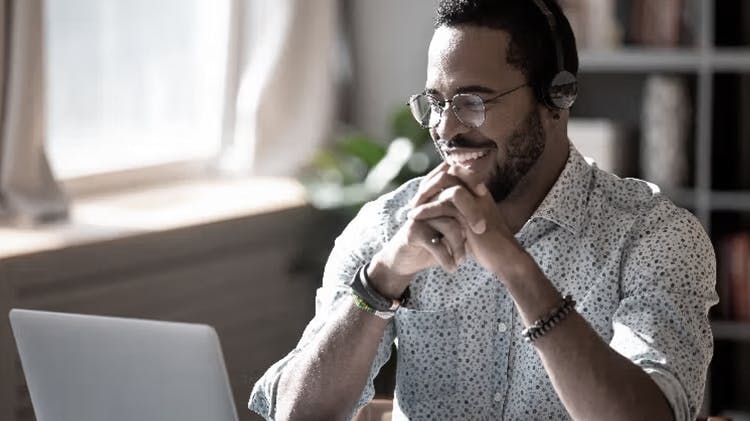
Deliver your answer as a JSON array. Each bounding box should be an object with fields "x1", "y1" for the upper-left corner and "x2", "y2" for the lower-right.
[
  {"x1": 218, "y1": 0, "x2": 337, "y2": 177},
  {"x1": 44, "y1": 0, "x2": 230, "y2": 178}
]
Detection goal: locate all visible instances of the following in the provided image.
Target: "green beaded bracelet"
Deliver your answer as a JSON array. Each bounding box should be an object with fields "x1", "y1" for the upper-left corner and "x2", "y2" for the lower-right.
[{"x1": 352, "y1": 292, "x2": 376, "y2": 313}]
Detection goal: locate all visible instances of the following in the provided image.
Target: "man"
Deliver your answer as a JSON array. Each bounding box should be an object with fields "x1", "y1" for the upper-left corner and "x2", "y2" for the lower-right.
[{"x1": 250, "y1": 1, "x2": 717, "y2": 420}]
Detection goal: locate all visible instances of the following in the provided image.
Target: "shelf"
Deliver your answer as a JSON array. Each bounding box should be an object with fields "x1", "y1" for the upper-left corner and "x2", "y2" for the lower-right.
[
  {"x1": 662, "y1": 188, "x2": 698, "y2": 209},
  {"x1": 712, "y1": 320, "x2": 750, "y2": 341},
  {"x1": 708, "y1": 191, "x2": 750, "y2": 211},
  {"x1": 713, "y1": 49, "x2": 750, "y2": 71},
  {"x1": 660, "y1": 189, "x2": 750, "y2": 212},
  {"x1": 579, "y1": 48, "x2": 750, "y2": 73},
  {"x1": 580, "y1": 48, "x2": 702, "y2": 72}
]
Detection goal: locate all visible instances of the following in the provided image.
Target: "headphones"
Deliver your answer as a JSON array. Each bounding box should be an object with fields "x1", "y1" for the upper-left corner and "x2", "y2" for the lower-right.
[{"x1": 530, "y1": 0, "x2": 578, "y2": 110}]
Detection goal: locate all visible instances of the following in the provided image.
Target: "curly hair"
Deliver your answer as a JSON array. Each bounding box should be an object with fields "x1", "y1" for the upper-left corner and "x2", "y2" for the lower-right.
[{"x1": 434, "y1": 0, "x2": 578, "y2": 104}]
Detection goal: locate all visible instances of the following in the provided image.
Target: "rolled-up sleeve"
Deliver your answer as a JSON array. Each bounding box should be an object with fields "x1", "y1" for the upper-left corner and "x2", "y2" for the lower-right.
[
  {"x1": 610, "y1": 205, "x2": 719, "y2": 421},
  {"x1": 248, "y1": 199, "x2": 399, "y2": 420}
]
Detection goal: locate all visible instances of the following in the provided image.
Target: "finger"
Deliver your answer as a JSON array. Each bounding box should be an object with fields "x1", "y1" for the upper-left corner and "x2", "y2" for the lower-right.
[
  {"x1": 424, "y1": 217, "x2": 466, "y2": 266},
  {"x1": 409, "y1": 162, "x2": 450, "y2": 208},
  {"x1": 409, "y1": 221, "x2": 457, "y2": 272},
  {"x1": 425, "y1": 160, "x2": 450, "y2": 180},
  {"x1": 441, "y1": 184, "x2": 488, "y2": 234},
  {"x1": 446, "y1": 166, "x2": 491, "y2": 198},
  {"x1": 409, "y1": 186, "x2": 488, "y2": 234},
  {"x1": 412, "y1": 170, "x2": 469, "y2": 208}
]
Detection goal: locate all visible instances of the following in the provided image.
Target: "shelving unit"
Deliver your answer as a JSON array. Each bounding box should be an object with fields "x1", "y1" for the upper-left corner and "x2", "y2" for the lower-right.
[
  {"x1": 662, "y1": 189, "x2": 750, "y2": 213},
  {"x1": 573, "y1": 0, "x2": 750, "y2": 416},
  {"x1": 712, "y1": 321, "x2": 750, "y2": 342},
  {"x1": 580, "y1": 48, "x2": 750, "y2": 72}
]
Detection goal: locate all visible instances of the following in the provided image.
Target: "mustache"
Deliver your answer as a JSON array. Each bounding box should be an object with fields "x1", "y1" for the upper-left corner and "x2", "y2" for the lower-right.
[{"x1": 438, "y1": 135, "x2": 496, "y2": 150}]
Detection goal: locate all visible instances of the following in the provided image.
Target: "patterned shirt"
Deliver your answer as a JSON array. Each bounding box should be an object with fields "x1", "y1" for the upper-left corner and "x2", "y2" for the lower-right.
[{"x1": 249, "y1": 142, "x2": 718, "y2": 421}]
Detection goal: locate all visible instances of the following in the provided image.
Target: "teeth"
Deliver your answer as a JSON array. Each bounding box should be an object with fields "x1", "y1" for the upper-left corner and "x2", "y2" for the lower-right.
[{"x1": 447, "y1": 150, "x2": 488, "y2": 164}]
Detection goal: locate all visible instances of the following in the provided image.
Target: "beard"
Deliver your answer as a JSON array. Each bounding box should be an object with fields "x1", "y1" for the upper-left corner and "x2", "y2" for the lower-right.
[
  {"x1": 435, "y1": 108, "x2": 546, "y2": 202},
  {"x1": 485, "y1": 108, "x2": 546, "y2": 202}
]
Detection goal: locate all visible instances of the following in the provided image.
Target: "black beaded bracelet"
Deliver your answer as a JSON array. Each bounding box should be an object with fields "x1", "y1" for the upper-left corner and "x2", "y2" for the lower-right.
[{"x1": 521, "y1": 295, "x2": 576, "y2": 343}]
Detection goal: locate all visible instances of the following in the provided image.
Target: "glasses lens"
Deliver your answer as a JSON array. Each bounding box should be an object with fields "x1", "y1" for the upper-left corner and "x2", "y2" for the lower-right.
[
  {"x1": 409, "y1": 94, "x2": 442, "y2": 128},
  {"x1": 408, "y1": 95, "x2": 430, "y2": 127},
  {"x1": 453, "y1": 94, "x2": 485, "y2": 128}
]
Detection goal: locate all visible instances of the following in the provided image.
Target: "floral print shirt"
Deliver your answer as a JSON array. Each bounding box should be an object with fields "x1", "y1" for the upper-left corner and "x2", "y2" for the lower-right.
[{"x1": 249, "y1": 142, "x2": 718, "y2": 421}]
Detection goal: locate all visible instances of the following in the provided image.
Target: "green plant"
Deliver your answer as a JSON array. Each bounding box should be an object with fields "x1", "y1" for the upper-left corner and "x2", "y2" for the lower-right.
[{"x1": 301, "y1": 107, "x2": 440, "y2": 210}]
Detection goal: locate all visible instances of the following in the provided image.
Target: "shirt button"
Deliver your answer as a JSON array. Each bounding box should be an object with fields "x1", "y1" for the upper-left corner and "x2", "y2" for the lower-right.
[
  {"x1": 497, "y1": 322, "x2": 508, "y2": 333},
  {"x1": 494, "y1": 392, "x2": 503, "y2": 402}
]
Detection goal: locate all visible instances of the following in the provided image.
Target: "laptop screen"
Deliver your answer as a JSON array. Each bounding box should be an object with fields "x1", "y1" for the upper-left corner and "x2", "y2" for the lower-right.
[{"x1": 9, "y1": 309, "x2": 239, "y2": 421}]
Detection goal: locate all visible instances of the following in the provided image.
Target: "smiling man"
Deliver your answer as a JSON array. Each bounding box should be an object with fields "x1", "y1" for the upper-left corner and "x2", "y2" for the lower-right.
[{"x1": 249, "y1": 1, "x2": 718, "y2": 420}]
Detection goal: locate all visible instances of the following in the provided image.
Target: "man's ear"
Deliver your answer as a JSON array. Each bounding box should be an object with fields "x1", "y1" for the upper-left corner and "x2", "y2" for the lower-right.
[
  {"x1": 538, "y1": 103, "x2": 566, "y2": 124},
  {"x1": 538, "y1": 103, "x2": 568, "y2": 139}
]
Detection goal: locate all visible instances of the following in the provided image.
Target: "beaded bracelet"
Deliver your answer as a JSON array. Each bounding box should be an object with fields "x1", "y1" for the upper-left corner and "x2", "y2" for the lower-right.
[
  {"x1": 352, "y1": 293, "x2": 376, "y2": 314},
  {"x1": 521, "y1": 295, "x2": 576, "y2": 343}
]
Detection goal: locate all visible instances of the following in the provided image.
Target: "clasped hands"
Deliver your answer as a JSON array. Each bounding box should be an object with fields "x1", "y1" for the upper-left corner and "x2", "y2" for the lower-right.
[{"x1": 370, "y1": 162, "x2": 522, "y2": 298}]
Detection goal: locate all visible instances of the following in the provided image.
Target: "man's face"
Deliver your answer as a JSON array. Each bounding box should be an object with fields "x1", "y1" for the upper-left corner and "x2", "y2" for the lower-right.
[{"x1": 426, "y1": 24, "x2": 546, "y2": 201}]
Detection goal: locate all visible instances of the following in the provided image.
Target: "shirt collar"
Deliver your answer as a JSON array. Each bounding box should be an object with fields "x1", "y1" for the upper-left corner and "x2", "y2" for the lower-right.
[{"x1": 529, "y1": 141, "x2": 593, "y2": 235}]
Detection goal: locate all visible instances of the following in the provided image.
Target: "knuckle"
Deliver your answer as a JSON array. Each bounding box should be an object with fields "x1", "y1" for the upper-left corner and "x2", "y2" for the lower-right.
[
  {"x1": 404, "y1": 221, "x2": 421, "y2": 241},
  {"x1": 412, "y1": 191, "x2": 429, "y2": 204},
  {"x1": 446, "y1": 226, "x2": 463, "y2": 242},
  {"x1": 434, "y1": 172, "x2": 455, "y2": 187},
  {"x1": 444, "y1": 186, "x2": 460, "y2": 199},
  {"x1": 455, "y1": 186, "x2": 471, "y2": 200}
]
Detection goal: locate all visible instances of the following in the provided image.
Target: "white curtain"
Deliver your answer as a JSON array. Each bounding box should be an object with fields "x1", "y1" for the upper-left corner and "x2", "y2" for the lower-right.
[
  {"x1": 218, "y1": 0, "x2": 338, "y2": 176},
  {"x1": 0, "y1": 0, "x2": 68, "y2": 224}
]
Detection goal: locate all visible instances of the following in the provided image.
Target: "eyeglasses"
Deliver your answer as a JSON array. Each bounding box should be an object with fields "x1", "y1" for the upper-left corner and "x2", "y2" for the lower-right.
[{"x1": 407, "y1": 83, "x2": 528, "y2": 129}]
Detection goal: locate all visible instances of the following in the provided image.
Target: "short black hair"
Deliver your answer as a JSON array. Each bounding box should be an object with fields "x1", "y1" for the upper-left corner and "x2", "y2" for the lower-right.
[{"x1": 434, "y1": 0, "x2": 578, "y2": 104}]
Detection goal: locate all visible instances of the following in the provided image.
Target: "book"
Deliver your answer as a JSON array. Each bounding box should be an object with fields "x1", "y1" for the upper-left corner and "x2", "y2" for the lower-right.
[
  {"x1": 630, "y1": 0, "x2": 683, "y2": 46},
  {"x1": 558, "y1": 0, "x2": 622, "y2": 50},
  {"x1": 717, "y1": 232, "x2": 750, "y2": 322},
  {"x1": 569, "y1": 118, "x2": 635, "y2": 177},
  {"x1": 640, "y1": 75, "x2": 690, "y2": 189}
]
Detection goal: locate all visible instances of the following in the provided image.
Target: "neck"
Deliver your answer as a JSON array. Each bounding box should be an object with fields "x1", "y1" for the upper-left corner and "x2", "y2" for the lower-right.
[{"x1": 497, "y1": 133, "x2": 570, "y2": 234}]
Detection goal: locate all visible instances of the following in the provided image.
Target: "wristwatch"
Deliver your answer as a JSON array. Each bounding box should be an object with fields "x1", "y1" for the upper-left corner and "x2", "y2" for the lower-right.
[{"x1": 346, "y1": 263, "x2": 409, "y2": 314}]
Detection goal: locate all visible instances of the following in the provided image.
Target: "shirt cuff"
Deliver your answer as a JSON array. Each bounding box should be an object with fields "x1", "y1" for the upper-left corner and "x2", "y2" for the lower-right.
[{"x1": 644, "y1": 367, "x2": 691, "y2": 421}]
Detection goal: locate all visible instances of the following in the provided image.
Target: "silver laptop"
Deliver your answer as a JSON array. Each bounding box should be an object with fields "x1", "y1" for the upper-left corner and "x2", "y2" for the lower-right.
[{"x1": 9, "y1": 309, "x2": 239, "y2": 421}]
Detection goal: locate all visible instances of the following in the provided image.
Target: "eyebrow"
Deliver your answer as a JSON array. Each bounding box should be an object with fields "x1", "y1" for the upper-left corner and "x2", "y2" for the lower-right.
[{"x1": 424, "y1": 85, "x2": 497, "y2": 97}]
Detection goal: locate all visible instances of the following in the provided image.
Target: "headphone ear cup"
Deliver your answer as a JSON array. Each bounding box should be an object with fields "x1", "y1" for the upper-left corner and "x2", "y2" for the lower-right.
[{"x1": 547, "y1": 70, "x2": 578, "y2": 110}]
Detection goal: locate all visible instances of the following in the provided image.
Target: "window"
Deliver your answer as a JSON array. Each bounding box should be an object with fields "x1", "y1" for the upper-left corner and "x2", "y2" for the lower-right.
[{"x1": 44, "y1": 0, "x2": 230, "y2": 179}]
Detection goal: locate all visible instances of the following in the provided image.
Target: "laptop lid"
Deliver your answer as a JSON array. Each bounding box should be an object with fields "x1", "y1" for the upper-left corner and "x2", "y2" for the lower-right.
[{"x1": 9, "y1": 309, "x2": 239, "y2": 421}]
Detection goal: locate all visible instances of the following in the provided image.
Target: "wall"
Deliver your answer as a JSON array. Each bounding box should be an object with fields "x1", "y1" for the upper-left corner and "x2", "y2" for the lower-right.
[{"x1": 349, "y1": 0, "x2": 438, "y2": 140}]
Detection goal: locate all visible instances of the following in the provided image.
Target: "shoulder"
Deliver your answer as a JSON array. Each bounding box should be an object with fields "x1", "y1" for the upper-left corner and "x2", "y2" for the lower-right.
[
  {"x1": 590, "y1": 167, "x2": 665, "y2": 215},
  {"x1": 588, "y1": 167, "x2": 712, "y2": 258},
  {"x1": 590, "y1": 167, "x2": 695, "y2": 229},
  {"x1": 590, "y1": 170, "x2": 714, "y2": 283}
]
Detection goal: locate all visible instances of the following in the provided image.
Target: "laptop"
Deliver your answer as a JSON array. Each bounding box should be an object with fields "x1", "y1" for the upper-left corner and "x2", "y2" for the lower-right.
[{"x1": 9, "y1": 309, "x2": 239, "y2": 421}]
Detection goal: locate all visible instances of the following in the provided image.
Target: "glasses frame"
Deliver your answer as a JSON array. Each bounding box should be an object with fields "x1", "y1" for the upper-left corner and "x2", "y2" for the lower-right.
[{"x1": 407, "y1": 83, "x2": 529, "y2": 129}]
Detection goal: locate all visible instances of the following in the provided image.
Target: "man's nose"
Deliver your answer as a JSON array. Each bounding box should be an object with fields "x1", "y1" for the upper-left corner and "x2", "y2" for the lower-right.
[{"x1": 433, "y1": 105, "x2": 470, "y2": 143}]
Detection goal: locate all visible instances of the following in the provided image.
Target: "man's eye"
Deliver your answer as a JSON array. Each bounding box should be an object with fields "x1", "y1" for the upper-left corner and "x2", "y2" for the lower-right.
[{"x1": 459, "y1": 97, "x2": 484, "y2": 111}]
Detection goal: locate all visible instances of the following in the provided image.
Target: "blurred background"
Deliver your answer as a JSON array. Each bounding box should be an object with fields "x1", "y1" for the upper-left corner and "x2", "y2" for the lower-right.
[{"x1": 1, "y1": 0, "x2": 749, "y2": 420}]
